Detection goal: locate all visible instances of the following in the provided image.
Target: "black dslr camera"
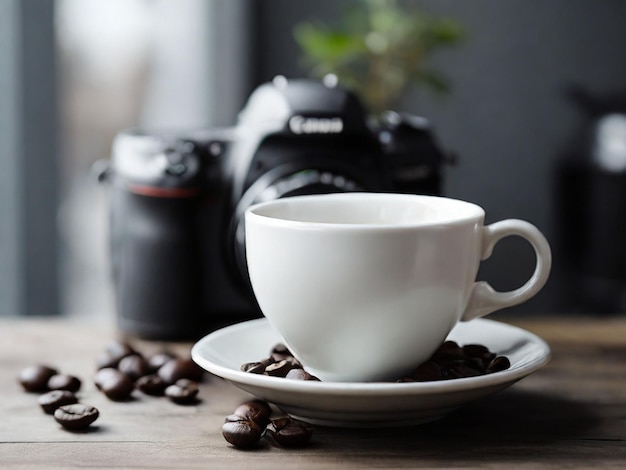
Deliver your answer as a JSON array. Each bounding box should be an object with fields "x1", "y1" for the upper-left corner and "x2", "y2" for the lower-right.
[{"x1": 105, "y1": 77, "x2": 451, "y2": 339}]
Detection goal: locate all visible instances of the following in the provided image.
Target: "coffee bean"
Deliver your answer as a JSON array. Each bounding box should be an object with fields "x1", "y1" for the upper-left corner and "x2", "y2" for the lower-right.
[
  {"x1": 164, "y1": 379, "x2": 199, "y2": 404},
  {"x1": 38, "y1": 390, "x2": 78, "y2": 414},
  {"x1": 233, "y1": 400, "x2": 272, "y2": 428},
  {"x1": 241, "y1": 361, "x2": 267, "y2": 374},
  {"x1": 432, "y1": 340, "x2": 465, "y2": 361},
  {"x1": 136, "y1": 374, "x2": 167, "y2": 396},
  {"x1": 54, "y1": 404, "x2": 99, "y2": 430},
  {"x1": 425, "y1": 341, "x2": 511, "y2": 380},
  {"x1": 487, "y1": 356, "x2": 511, "y2": 373},
  {"x1": 94, "y1": 367, "x2": 118, "y2": 390},
  {"x1": 96, "y1": 352, "x2": 120, "y2": 370},
  {"x1": 118, "y1": 354, "x2": 149, "y2": 381},
  {"x1": 413, "y1": 361, "x2": 444, "y2": 382},
  {"x1": 269, "y1": 343, "x2": 296, "y2": 362},
  {"x1": 266, "y1": 417, "x2": 313, "y2": 447},
  {"x1": 96, "y1": 342, "x2": 137, "y2": 371},
  {"x1": 241, "y1": 356, "x2": 275, "y2": 374},
  {"x1": 270, "y1": 343, "x2": 302, "y2": 367},
  {"x1": 222, "y1": 415, "x2": 263, "y2": 449},
  {"x1": 18, "y1": 365, "x2": 58, "y2": 392},
  {"x1": 105, "y1": 340, "x2": 136, "y2": 363},
  {"x1": 450, "y1": 363, "x2": 483, "y2": 378},
  {"x1": 285, "y1": 368, "x2": 320, "y2": 381},
  {"x1": 466, "y1": 357, "x2": 489, "y2": 373},
  {"x1": 271, "y1": 343, "x2": 291, "y2": 356},
  {"x1": 265, "y1": 359, "x2": 300, "y2": 377},
  {"x1": 95, "y1": 368, "x2": 134, "y2": 401},
  {"x1": 462, "y1": 344, "x2": 491, "y2": 359},
  {"x1": 241, "y1": 341, "x2": 509, "y2": 384},
  {"x1": 47, "y1": 374, "x2": 81, "y2": 393},
  {"x1": 147, "y1": 352, "x2": 177, "y2": 373},
  {"x1": 158, "y1": 358, "x2": 203, "y2": 385}
]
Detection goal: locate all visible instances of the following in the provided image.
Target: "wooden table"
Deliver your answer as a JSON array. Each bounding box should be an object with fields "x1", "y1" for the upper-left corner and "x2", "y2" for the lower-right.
[{"x1": 1, "y1": 315, "x2": 625, "y2": 469}]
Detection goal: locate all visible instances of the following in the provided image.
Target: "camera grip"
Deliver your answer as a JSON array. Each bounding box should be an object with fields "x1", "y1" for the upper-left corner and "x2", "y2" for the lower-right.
[
  {"x1": 461, "y1": 219, "x2": 552, "y2": 321},
  {"x1": 111, "y1": 190, "x2": 203, "y2": 339}
]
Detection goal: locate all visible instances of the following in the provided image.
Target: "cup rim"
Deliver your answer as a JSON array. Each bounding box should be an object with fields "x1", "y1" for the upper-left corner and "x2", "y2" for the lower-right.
[{"x1": 246, "y1": 193, "x2": 485, "y2": 230}]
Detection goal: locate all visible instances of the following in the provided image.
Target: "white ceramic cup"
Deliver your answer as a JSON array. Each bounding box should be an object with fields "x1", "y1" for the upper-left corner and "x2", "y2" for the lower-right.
[{"x1": 245, "y1": 193, "x2": 551, "y2": 382}]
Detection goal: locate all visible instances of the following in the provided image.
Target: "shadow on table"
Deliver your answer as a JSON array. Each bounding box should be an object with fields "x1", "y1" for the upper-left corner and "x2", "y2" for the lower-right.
[{"x1": 315, "y1": 389, "x2": 607, "y2": 462}]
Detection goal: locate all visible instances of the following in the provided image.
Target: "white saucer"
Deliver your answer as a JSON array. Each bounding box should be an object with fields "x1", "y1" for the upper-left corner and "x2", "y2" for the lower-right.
[{"x1": 191, "y1": 318, "x2": 550, "y2": 428}]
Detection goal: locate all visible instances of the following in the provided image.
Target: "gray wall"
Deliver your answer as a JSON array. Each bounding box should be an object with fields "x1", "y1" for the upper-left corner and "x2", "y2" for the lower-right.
[{"x1": 252, "y1": 0, "x2": 626, "y2": 314}]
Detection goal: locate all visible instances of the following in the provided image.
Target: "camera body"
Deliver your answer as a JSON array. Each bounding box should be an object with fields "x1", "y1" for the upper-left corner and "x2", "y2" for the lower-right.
[{"x1": 107, "y1": 77, "x2": 450, "y2": 339}]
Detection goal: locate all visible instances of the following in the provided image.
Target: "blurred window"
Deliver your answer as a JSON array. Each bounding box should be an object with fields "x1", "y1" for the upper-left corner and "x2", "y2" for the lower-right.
[
  {"x1": 0, "y1": 0, "x2": 58, "y2": 318},
  {"x1": 0, "y1": 0, "x2": 251, "y2": 319}
]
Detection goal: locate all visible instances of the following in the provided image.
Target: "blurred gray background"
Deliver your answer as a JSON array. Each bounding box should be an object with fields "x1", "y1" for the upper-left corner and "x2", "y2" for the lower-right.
[{"x1": 2, "y1": 0, "x2": 626, "y2": 322}]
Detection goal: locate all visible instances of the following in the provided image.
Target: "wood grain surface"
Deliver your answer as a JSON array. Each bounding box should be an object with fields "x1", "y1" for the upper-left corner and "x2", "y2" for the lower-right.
[{"x1": 1, "y1": 315, "x2": 625, "y2": 469}]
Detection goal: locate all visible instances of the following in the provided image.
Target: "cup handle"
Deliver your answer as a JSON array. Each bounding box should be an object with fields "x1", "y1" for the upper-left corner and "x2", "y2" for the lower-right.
[{"x1": 461, "y1": 219, "x2": 552, "y2": 321}]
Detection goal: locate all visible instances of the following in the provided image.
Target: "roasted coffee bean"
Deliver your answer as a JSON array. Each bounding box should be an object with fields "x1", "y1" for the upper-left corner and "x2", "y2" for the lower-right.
[
  {"x1": 241, "y1": 357, "x2": 274, "y2": 374},
  {"x1": 241, "y1": 356, "x2": 308, "y2": 378},
  {"x1": 462, "y1": 343, "x2": 492, "y2": 359},
  {"x1": 466, "y1": 357, "x2": 489, "y2": 373},
  {"x1": 413, "y1": 360, "x2": 444, "y2": 382},
  {"x1": 136, "y1": 374, "x2": 167, "y2": 396},
  {"x1": 423, "y1": 341, "x2": 511, "y2": 380},
  {"x1": 241, "y1": 361, "x2": 267, "y2": 374},
  {"x1": 233, "y1": 400, "x2": 272, "y2": 428},
  {"x1": 285, "y1": 368, "x2": 320, "y2": 381},
  {"x1": 54, "y1": 404, "x2": 99, "y2": 430},
  {"x1": 241, "y1": 341, "x2": 509, "y2": 384},
  {"x1": 164, "y1": 379, "x2": 199, "y2": 404},
  {"x1": 435, "y1": 340, "x2": 463, "y2": 355},
  {"x1": 97, "y1": 342, "x2": 143, "y2": 370},
  {"x1": 118, "y1": 354, "x2": 149, "y2": 381},
  {"x1": 265, "y1": 359, "x2": 300, "y2": 377},
  {"x1": 222, "y1": 415, "x2": 263, "y2": 449},
  {"x1": 147, "y1": 352, "x2": 177, "y2": 373},
  {"x1": 47, "y1": 374, "x2": 81, "y2": 393},
  {"x1": 100, "y1": 376, "x2": 134, "y2": 401},
  {"x1": 449, "y1": 363, "x2": 483, "y2": 378},
  {"x1": 38, "y1": 390, "x2": 78, "y2": 414},
  {"x1": 158, "y1": 358, "x2": 203, "y2": 384},
  {"x1": 95, "y1": 368, "x2": 134, "y2": 401},
  {"x1": 96, "y1": 352, "x2": 120, "y2": 370},
  {"x1": 94, "y1": 367, "x2": 118, "y2": 390},
  {"x1": 487, "y1": 356, "x2": 511, "y2": 373},
  {"x1": 271, "y1": 343, "x2": 291, "y2": 356},
  {"x1": 105, "y1": 340, "x2": 136, "y2": 362},
  {"x1": 270, "y1": 343, "x2": 294, "y2": 362},
  {"x1": 464, "y1": 348, "x2": 495, "y2": 372},
  {"x1": 18, "y1": 365, "x2": 58, "y2": 392},
  {"x1": 431, "y1": 341, "x2": 467, "y2": 363},
  {"x1": 267, "y1": 417, "x2": 313, "y2": 447}
]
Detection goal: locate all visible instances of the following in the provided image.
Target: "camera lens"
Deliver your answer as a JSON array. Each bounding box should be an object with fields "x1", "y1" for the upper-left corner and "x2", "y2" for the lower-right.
[{"x1": 253, "y1": 170, "x2": 360, "y2": 202}]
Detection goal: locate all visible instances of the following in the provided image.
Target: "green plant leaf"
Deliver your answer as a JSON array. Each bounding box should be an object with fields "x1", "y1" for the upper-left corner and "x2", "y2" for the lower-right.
[
  {"x1": 293, "y1": 1, "x2": 464, "y2": 114},
  {"x1": 294, "y1": 23, "x2": 364, "y2": 62}
]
